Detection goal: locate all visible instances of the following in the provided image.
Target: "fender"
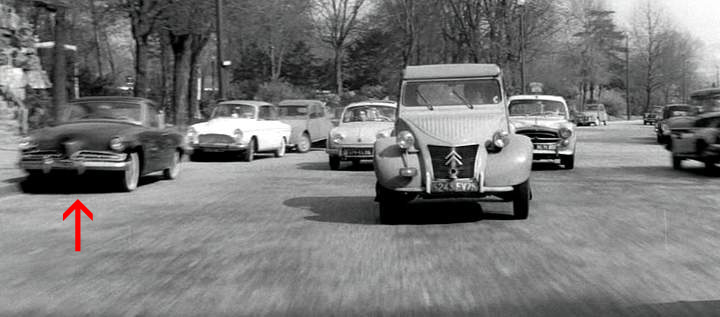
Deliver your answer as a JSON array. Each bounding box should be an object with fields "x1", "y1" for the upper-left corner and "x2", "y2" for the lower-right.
[
  {"x1": 373, "y1": 137, "x2": 422, "y2": 190},
  {"x1": 484, "y1": 134, "x2": 533, "y2": 186}
]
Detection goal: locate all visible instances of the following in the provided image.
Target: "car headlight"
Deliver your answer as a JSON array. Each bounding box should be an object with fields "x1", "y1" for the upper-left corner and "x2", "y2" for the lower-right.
[
  {"x1": 233, "y1": 129, "x2": 243, "y2": 143},
  {"x1": 109, "y1": 137, "x2": 125, "y2": 152},
  {"x1": 559, "y1": 127, "x2": 572, "y2": 139},
  {"x1": 331, "y1": 132, "x2": 345, "y2": 144},
  {"x1": 19, "y1": 136, "x2": 37, "y2": 150},
  {"x1": 396, "y1": 130, "x2": 415, "y2": 149},
  {"x1": 187, "y1": 127, "x2": 198, "y2": 144},
  {"x1": 492, "y1": 130, "x2": 509, "y2": 148}
]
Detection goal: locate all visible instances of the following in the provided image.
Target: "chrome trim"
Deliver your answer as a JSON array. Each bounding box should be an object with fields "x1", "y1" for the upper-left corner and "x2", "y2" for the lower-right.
[{"x1": 482, "y1": 186, "x2": 513, "y2": 192}]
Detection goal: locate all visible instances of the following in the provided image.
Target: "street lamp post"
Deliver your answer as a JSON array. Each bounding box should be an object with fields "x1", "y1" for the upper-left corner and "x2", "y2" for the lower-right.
[
  {"x1": 215, "y1": 0, "x2": 226, "y2": 99},
  {"x1": 518, "y1": 0, "x2": 526, "y2": 94},
  {"x1": 625, "y1": 32, "x2": 630, "y2": 120}
]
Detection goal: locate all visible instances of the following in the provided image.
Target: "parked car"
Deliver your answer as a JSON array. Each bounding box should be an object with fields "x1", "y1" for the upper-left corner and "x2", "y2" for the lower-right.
[
  {"x1": 508, "y1": 95, "x2": 577, "y2": 169},
  {"x1": 643, "y1": 109, "x2": 661, "y2": 125},
  {"x1": 186, "y1": 100, "x2": 291, "y2": 162},
  {"x1": 18, "y1": 96, "x2": 184, "y2": 192},
  {"x1": 655, "y1": 104, "x2": 698, "y2": 144},
  {"x1": 277, "y1": 99, "x2": 332, "y2": 153},
  {"x1": 667, "y1": 112, "x2": 720, "y2": 171},
  {"x1": 575, "y1": 103, "x2": 608, "y2": 126},
  {"x1": 373, "y1": 64, "x2": 533, "y2": 223},
  {"x1": 326, "y1": 101, "x2": 397, "y2": 170}
]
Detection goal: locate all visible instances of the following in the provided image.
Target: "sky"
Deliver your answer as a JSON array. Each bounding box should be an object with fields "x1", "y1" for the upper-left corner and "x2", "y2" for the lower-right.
[{"x1": 606, "y1": 0, "x2": 720, "y2": 81}]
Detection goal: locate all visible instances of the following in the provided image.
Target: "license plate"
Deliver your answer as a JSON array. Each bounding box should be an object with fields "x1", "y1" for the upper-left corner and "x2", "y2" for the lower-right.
[
  {"x1": 534, "y1": 143, "x2": 557, "y2": 150},
  {"x1": 431, "y1": 180, "x2": 479, "y2": 193},
  {"x1": 344, "y1": 148, "x2": 372, "y2": 156}
]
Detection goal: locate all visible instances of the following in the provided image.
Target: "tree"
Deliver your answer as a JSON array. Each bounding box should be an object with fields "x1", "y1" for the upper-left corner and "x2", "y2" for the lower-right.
[
  {"x1": 315, "y1": 0, "x2": 366, "y2": 96},
  {"x1": 124, "y1": 0, "x2": 172, "y2": 97}
]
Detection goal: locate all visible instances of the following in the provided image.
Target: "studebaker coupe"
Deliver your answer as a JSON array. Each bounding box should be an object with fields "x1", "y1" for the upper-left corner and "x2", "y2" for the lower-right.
[
  {"x1": 655, "y1": 104, "x2": 698, "y2": 144},
  {"x1": 575, "y1": 103, "x2": 608, "y2": 126},
  {"x1": 508, "y1": 95, "x2": 576, "y2": 169},
  {"x1": 373, "y1": 64, "x2": 534, "y2": 223},
  {"x1": 277, "y1": 99, "x2": 332, "y2": 153},
  {"x1": 668, "y1": 112, "x2": 720, "y2": 171},
  {"x1": 18, "y1": 96, "x2": 184, "y2": 192},
  {"x1": 187, "y1": 100, "x2": 291, "y2": 162},
  {"x1": 326, "y1": 101, "x2": 397, "y2": 170}
]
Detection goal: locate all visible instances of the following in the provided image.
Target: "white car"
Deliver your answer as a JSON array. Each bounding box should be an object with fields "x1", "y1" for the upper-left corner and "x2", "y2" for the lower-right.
[
  {"x1": 326, "y1": 101, "x2": 397, "y2": 170},
  {"x1": 187, "y1": 100, "x2": 291, "y2": 162}
]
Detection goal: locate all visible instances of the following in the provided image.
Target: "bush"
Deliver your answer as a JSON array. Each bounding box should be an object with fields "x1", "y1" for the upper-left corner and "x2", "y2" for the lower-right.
[
  {"x1": 254, "y1": 81, "x2": 307, "y2": 103},
  {"x1": 598, "y1": 90, "x2": 627, "y2": 117}
]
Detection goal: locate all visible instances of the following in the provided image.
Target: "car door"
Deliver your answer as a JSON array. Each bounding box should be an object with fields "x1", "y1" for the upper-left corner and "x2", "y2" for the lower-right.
[
  {"x1": 138, "y1": 102, "x2": 165, "y2": 173},
  {"x1": 673, "y1": 117, "x2": 708, "y2": 155},
  {"x1": 307, "y1": 104, "x2": 322, "y2": 142},
  {"x1": 258, "y1": 105, "x2": 282, "y2": 150}
]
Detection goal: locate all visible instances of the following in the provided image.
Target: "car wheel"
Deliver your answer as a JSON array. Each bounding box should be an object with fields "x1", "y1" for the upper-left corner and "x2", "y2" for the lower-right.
[
  {"x1": 561, "y1": 154, "x2": 575, "y2": 169},
  {"x1": 20, "y1": 172, "x2": 45, "y2": 193},
  {"x1": 656, "y1": 134, "x2": 663, "y2": 144},
  {"x1": 351, "y1": 159, "x2": 361, "y2": 168},
  {"x1": 671, "y1": 153, "x2": 682, "y2": 170},
  {"x1": 594, "y1": 119, "x2": 600, "y2": 126},
  {"x1": 189, "y1": 151, "x2": 202, "y2": 162},
  {"x1": 329, "y1": 155, "x2": 341, "y2": 170},
  {"x1": 512, "y1": 179, "x2": 530, "y2": 220},
  {"x1": 163, "y1": 150, "x2": 181, "y2": 180},
  {"x1": 120, "y1": 152, "x2": 140, "y2": 192},
  {"x1": 603, "y1": 120, "x2": 607, "y2": 126},
  {"x1": 274, "y1": 138, "x2": 286, "y2": 158},
  {"x1": 376, "y1": 182, "x2": 414, "y2": 225},
  {"x1": 297, "y1": 133, "x2": 311, "y2": 153},
  {"x1": 242, "y1": 138, "x2": 255, "y2": 162}
]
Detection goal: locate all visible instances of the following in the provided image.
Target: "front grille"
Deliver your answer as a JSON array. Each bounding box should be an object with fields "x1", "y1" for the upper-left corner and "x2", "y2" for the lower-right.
[
  {"x1": 21, "y1": 150, "x2": 64, "y2": 161},
  {"x1": 516, "y1": 130, "x2": 560, "y2": 143},
  {"x1": 73, "y1": 151, "x2": 127, "y2": 162},
  {"x1": 198, "y1": 134, "x2": 234, "y2": 144},
  {"x1": 427, "y1": 145, "x2": 478, "y2": 180}
]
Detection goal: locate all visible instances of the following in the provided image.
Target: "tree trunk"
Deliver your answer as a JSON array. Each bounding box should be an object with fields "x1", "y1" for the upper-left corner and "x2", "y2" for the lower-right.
[
  {"x1": 188, "y1": 34, "x2": 209, "y2": 120},
  {"x1": 160, "y1": 30, "x2": 173, "y2": 118},
  {"x1": 134, "y1": 34, "x2": 150, "y2": 98},
  {"x1": 172, "y1": 34, "x2": 193, "y2": 129},
  {"x1": 89, "y1": 0, "x2": 103, "y2": 77},
  {"x1": 335, "y1": 46, "x2": 343, "y2": 96},
  {"x1": 52, "y1": 7, "x2": 69, "y2": 121}
]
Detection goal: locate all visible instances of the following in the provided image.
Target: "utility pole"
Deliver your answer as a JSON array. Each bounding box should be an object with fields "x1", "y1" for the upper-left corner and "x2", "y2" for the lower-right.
[
  {"x1": 681, "y1": 55, "x2": 687, "y2": 103},
  {"x1": 715, "y1": 65, "x2": 719, "y2": 88},
  {"x1": 518, "y1": 0, "x2": 526, "y2": 94},
  {"x1": 215, "y1": 0, "x2": 226, "y2": 99},
  {"x1": 625, "y1": 33, "x2": 630, "y2": 120}
]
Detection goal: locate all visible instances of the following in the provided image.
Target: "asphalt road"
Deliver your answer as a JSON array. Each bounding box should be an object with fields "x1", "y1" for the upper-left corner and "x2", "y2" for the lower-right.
[{"x1": 1, "y1": 121, "x2": 719, "y2": 316}]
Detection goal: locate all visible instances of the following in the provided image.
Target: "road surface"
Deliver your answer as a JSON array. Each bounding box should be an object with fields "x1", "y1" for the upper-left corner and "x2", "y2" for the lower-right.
[{"x1": 1, "y1": 121, "x2": 719, "y2": 316}]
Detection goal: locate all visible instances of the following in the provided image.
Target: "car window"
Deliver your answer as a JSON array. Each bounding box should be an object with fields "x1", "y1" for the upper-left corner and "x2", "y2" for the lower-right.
[
  {"x1": 64, "y1": 101, "x2": 142, "y2": 124},
  {"x1": 509, "y1": 100, "x2": 566, "y2": 117},
  {"x1": 258, "y1": 106, "x2": 278, "y2": 120},
  {"x1": 212, "y1": 104, "x2": 255, "y2": 119},
  {"x1": 342, "y1": 105, "x2": 396, "y2": 123},
  {"x1": 403, "y1": 79, "x2": 501, "y2": 107},
  {"x1": 278, "y1": 106, "x2": 308, "y2": 118}
]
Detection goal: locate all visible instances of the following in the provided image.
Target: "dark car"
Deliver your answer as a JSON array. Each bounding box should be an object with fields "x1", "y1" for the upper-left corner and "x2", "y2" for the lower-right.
[
  {"x1": 667, "y1": 112, "x2": 720, "y2": 171},
  {"x1": 655, "y1": 104, "x2": 698, "y2": 144},
  {"x1": 18, "y1": 96, "x2": 185, "y2": 191}
]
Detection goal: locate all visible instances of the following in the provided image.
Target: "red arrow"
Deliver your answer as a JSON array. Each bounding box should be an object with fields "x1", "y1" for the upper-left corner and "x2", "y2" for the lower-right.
[{"x1": 63, "y1": 200, "x2": 93, "y2": 252}]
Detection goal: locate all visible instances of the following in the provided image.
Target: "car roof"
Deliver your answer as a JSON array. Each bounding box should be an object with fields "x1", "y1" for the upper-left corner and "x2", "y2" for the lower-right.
[
  {"x1": 404, "y1": 64, "x2": 501, "y2": 80},
  {"x1": 344, "y1": 100, "x2": 397, "y2": 110},
  {"x1": 70, "y1": 96, "x2": 151, "y2": 103},
  {"x1": 663, "y1": 104, "x2": 693, "y2": 109},
  {"x1": 218, "y1": 100, "x2": 273, "y2": 107},
  {"x1": 690, "y1": 87, "x2": 720, "y2": 98},
  {"x1": 277, "y1": 99, "x2": 325, "y2": 106},
  {"x1": 508, "y1": 95, "x2": 567, "y2": 103},
  {"x1": 697, "y1": 111, "x2": 720, "y2": 119}
]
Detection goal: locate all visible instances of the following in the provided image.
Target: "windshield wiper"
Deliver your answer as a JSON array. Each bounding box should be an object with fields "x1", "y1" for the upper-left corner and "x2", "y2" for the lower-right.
[
  {"x1": 415, "y1": 89, "x2": 436, "y2": 110},
  {"x1": 451, "y1": 88, "x2": 474, "y2": 109}
]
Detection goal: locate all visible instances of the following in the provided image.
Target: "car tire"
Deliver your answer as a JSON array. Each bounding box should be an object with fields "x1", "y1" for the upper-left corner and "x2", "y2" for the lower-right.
[
  {"x1": 297, "y1": 133, "x2": 311, "y2": 153},
  {"x1": 189, "y1": 151, "x2": 202, "y2": 162},
  {"x1": 672, "y1": 154, "x2": 682, "y2": 170},
  {"x1": 20, "y1": 172, "x2": 45, "y2": 193},
  {"x1": 274, "y1": 138, "x2": 286, "y2": 158},
  {"x1": 656, "y1": 134, "x2": 663, "y2": 144},
  {"x1": 376, "y1": 183, "x2": 414, "y2": 225},
  {"x1": 512, "y1": 179, "x2": 530, "y2": 220},
  {"x1": 163, "y1": 150, "x2": 181, "y2": 180},
  {"x1": 242, "y1": 138, "x2": 255, "y2": 162},
  {"x1": 329, "y1": 155, "x2": 341, "y2": 170},
  {"x1": 703, "y1": 159, "x2": 717, "y2": 172},
  {"x1": 561, "y1": 154, "x2": 575, "y2": 169},
  {"x1": 351, "y1": 159, "x2": 361, "y2": 168},
  {"x1": 603, "y1": 120, "x2": 607, "y2": 126},
  {"x1": 120, "y1": 152, "x2": 140, "y2": 192},
  {"x1": 594, "y1": 119, "x2": 600, "y2": 126}
]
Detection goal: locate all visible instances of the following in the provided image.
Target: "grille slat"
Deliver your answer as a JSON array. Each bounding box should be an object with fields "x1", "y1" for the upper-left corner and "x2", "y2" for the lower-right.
[
  {"x1": 516, "y1": 130, "x2": 560, "y2": 143},
  {"x1": 427, "y1": 145, "x2": 478, "y2": 180},
  {"x1": 199, "y1": 134, "x2": 235, "y2": 144}
]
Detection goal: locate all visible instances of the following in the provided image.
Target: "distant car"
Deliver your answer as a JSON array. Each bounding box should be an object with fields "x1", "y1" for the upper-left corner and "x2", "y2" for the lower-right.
[
  {"x1": 277, "y1": 99, "x2": 333, "y2": 153},
  {"x1": 576, "y1": 103, "x2": 608, "y2": 126},
  {"x1": 186, "y1": 100, "x2": 291, "y2": 162},
  {"x1": 18, "y1": 96, "x2": 184, "y2": 192},
  {"x1": 326, "y1": 101, "x2": 397, "y2": 170},
  {"x1": 667, "y1": 112, "x2": 720, "y2": 171},
  {"x1": 643, "y1": 111, "x2": 660, "y2": 125},
  {"x1": 655, "y1": 104, "x2": 698, "y2": 144},
  {"x1": 373, "y1": 64, "x2": 533, "y2": 223},
  {"x1": 508, "y1": 95, "x2": 577, "y2": 169}
]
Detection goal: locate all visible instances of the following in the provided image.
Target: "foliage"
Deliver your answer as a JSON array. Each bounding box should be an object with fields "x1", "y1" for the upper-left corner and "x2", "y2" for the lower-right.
[{"x1": 255, "y1": 81, "x2": 309, "y2": 104}]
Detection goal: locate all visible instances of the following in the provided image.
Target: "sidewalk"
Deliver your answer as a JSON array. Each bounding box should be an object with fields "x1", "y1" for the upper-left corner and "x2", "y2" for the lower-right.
[{"x1": 0, "y1": 146, "x2": 23, "y2": 198}]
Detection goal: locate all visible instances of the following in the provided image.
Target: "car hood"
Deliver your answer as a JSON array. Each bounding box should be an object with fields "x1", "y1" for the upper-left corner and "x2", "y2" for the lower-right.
[
  {"x1": 510, "y1": 117, "x2": 571, "y2": 131},
  {"x1": 191, "y1": 117, "x2": 258, "y2": 135},
  {"x1": 332, "y1": 121, "x2": 394, "y2": 144},
  {"x1": 399, "y1": 107, "x2": 507, "y2": 145},
  {"x1": 32, "y1": 120, "x2": 142, "y2": 152}
]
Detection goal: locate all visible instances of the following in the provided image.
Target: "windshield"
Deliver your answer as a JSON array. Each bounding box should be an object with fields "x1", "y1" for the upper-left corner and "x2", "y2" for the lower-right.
[
  {"x1": 64, "y1": 101, "x2": 142, "y2": 124},
  {"x1": 402, "y1": 79, "x2": 501, "y2": 107},
  {"x1": 690, "y1": 94, "x2": 720, "y2": 113},
  {"x1": 342, "y1": 105, "x2": 396, "y2": 123},
  {"x1": 278, "y1": 106, "x2": 308, "y2": 118},
  {"x1": 509, "y1": 100, "x2": 567, "y2": 117},
  {"x1": 667, "y1": 106, "x2": 693, "y2": 117},
  {"x1": 212, "y1": 104, "x2": 256, "y2": 119},
  {"x1": 585, "y1": 105, "x2": 600, "y2": 111}
]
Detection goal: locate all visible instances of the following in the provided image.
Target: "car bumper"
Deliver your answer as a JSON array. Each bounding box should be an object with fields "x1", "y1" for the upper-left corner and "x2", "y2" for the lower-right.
[
  {"x1": 192, "y1": 143, "x2": 248, "y2": 152},
  {"x1": 326, "y1": 146, "x2": 374, "y2": 160},
  {"x1": 20, "y1": 158, "x2": 129, "y2": 174}
]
